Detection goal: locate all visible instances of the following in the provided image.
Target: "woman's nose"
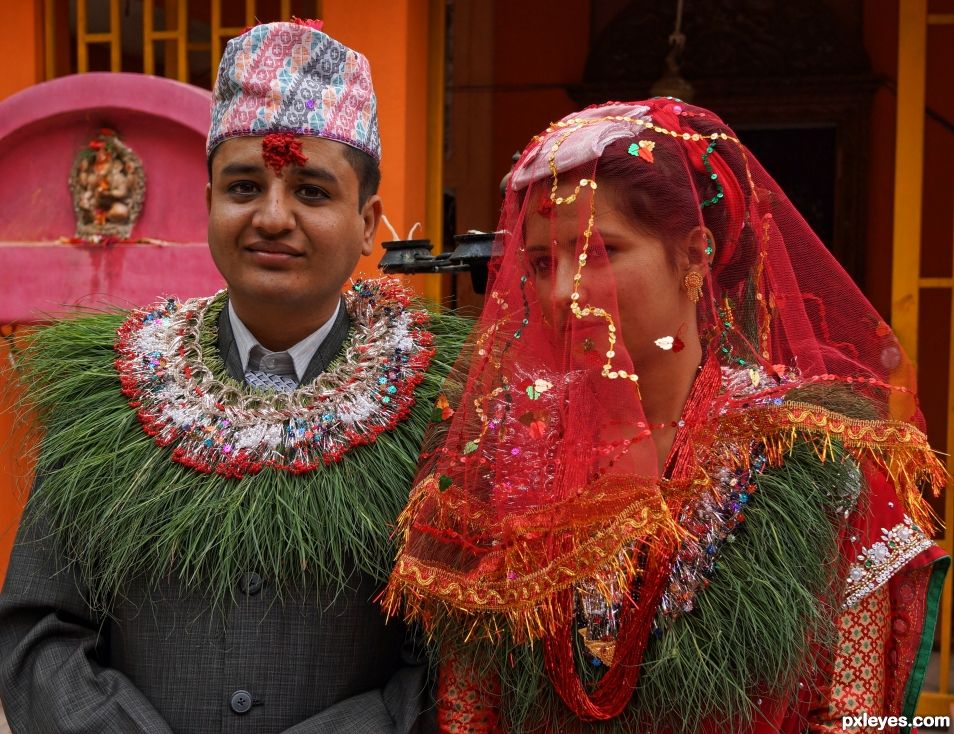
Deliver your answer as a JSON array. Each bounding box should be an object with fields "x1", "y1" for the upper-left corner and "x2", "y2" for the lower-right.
[{"x1": 551, "y1": 255, "x2": 588, "y2": 308}]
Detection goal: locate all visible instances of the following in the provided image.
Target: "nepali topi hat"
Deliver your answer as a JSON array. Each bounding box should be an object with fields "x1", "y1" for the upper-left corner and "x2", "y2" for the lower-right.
[{"x1": 207, "y1": 19, "x2": 381, "y2": 161}]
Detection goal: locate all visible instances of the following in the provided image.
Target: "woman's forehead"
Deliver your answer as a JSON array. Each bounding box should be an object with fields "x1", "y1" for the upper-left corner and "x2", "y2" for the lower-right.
[{"x1": 525, "y1": 191, "x2": 628, "y2": 232}]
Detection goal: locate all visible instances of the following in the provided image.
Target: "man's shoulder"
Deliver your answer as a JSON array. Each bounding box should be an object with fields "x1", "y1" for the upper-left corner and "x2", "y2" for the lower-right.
[
  {"x1": 35, "y1": 292, "x2": 222, "y2": 335},
  {"x1": 18, "y1": 293, "x2": 225, "y2": 405}
]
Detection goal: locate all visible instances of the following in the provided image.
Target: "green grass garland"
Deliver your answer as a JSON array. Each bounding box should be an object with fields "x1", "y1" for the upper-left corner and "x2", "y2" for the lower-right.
[
  {"x1": 444, "y1": 439, "x2": 858, "y2": 733},
  {"x1": 17, "y1": 302, "x2": 470, "y2": 612}
]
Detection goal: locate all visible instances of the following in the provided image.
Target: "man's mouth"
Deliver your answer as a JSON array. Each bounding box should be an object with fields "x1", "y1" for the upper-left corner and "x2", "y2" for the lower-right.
[{"x1": 245, "y1": 242, "x2": 304, "y2": 260}]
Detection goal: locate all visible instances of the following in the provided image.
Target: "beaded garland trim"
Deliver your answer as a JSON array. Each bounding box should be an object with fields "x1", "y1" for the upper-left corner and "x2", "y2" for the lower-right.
[
  {"x1": 114, "y1": 278, "x2": 435, "y2": 477},
  {"x1": 843, "y1": 516, "x2": 933, "y2": 609},
  {"x1": 575, "y1": 447, "x2": 767, "y2": 670},
  {"x1": 648, "y1": 368, "x2": 789, "y2": 620},
  {"x1": 660, "y1": 446, "x2": 767, "y2": 619}
]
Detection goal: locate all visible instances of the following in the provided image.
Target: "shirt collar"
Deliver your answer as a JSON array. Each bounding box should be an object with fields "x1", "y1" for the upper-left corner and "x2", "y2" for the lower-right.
[{"x1": 227, "y1": 298, "x2": 342, "y2": 380}]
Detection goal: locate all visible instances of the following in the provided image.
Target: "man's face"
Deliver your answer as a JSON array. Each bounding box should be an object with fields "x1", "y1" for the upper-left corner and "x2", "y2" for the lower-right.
[{"x1": 207, "y1": 135, "x2": 380, "y2": 316}]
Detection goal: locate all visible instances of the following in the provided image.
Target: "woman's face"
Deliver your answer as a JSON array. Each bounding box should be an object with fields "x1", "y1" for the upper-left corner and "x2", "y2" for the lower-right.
[{"x1": 523, "y1": 185, "x2": 696, "y2": 369}]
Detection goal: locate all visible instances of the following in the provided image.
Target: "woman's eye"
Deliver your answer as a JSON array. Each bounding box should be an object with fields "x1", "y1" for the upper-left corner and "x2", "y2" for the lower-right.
[
  {"x1": 228, "y1": 181, "x2": 259, "y2": 195},
  {"x1": 529, "y1": 255, "x2": 553, "y2": 274}
]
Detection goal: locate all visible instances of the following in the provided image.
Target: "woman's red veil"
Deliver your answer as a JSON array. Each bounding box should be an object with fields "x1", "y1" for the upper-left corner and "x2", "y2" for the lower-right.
[{"x1": 385, "y1": 98, "x2": 942, "y2": 724}]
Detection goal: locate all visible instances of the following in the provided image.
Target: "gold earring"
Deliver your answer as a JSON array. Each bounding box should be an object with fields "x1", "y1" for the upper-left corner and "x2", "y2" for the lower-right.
[{"x1": 683, "y1": 271, "x2": 703, "y2": 304}]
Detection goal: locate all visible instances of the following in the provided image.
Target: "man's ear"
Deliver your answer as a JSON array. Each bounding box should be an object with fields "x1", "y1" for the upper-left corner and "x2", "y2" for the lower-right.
[
  {"x1": 205, "y1": 183, "x2": 212, "y2": 214},
  {"x1": 360, "y1": 195, "x2": 383, "y2": 256}
]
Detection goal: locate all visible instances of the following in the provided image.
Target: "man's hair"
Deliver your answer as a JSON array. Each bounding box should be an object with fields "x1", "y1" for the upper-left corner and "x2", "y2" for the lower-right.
[
  {"x1": 207, "y1": 141, "x2": 380, "y2": 210},
  {"x1": 343, "y1": 145, "x2": 381, "y2": 208}
]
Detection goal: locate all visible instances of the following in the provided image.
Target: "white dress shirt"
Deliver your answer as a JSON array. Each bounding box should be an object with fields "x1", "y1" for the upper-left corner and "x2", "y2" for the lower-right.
[{"x1": 228, "y1": 299, "x2": 341, "y2": 381}]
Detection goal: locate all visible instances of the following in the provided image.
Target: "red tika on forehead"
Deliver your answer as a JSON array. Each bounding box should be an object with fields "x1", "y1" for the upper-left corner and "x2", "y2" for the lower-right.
[{"x1": 261, "y1": 133, "x2": 308, "y2": 176}]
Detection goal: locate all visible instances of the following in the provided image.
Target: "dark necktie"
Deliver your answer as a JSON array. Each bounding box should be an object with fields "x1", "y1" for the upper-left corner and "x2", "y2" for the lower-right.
[{"x1": 244, "y1": 346, "x2": 298, "y2": 393}]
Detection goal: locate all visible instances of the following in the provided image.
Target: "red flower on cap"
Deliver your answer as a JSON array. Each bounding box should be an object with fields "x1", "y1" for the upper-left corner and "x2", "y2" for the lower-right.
[{"x1": 291, "y1": 17, "x2": 324, "y2": 31}]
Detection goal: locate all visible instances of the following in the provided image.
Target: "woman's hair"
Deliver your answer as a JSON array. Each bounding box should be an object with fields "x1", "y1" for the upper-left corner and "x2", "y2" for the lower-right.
[{"x1": 591, "y1": 117, "x2": 756, "y2": 284}]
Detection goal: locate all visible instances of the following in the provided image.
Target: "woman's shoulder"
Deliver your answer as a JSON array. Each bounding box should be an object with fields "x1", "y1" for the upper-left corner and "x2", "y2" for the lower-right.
[
  {"x1": 704, "y1": 373, "x2": 947, "y2": 610},
  {"x1": 841, "y1": 463, "x2": 945, "y2": 609}
]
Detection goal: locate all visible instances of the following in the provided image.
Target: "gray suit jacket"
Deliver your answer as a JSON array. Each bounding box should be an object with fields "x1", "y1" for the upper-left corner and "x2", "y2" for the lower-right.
[{"x1": 0, "y1": 300, "x2": 433, "y2": 734}]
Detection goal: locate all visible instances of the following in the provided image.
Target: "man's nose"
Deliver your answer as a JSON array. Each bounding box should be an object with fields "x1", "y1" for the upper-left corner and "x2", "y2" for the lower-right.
[{"x1": 253, "y1": 185, "x2": 295, "y2": 234}]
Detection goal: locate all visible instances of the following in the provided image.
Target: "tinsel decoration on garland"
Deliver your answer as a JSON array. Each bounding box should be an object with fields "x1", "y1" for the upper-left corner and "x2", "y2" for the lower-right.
[
  {"x1": 476, "y1": 438, "x2": 868, "y2": 734},
  {"x1": 15, "y1": 278, "x2": 470, "y2": 610},
  {"x1": 114, "y1": 278, "x2": 436, "y2": 477}
]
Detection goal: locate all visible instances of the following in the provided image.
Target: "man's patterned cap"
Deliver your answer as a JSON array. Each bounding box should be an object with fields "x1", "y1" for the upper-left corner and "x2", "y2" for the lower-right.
[{"x1": 207, "y1": 20, "x2": 381, "y2": 161}]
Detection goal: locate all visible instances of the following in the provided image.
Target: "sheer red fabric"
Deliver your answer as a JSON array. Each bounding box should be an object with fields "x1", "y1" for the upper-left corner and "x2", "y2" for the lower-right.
[{"x1": 385, "y1": 99, "x2": 945, "y2": 730}]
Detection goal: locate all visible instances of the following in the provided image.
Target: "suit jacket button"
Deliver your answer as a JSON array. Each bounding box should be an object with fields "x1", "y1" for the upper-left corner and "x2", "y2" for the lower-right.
[
  {"x1": 239, "y1": 572, "x2": 263, "y2": 595},
  {"x1": 230, "y1": 690, "x2": 253, "y2": 714}
]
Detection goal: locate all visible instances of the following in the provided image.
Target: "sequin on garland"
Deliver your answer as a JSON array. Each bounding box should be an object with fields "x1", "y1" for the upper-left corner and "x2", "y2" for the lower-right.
[
  {"x1": 660, "y1": 447, "x2": 767, "y2": 619},
  {"x1": 574, "y1": 365, "x2": 823, "y2": 666},
  {"x1": 114, "y1": 278, "x2": 435, "y2": 477}
]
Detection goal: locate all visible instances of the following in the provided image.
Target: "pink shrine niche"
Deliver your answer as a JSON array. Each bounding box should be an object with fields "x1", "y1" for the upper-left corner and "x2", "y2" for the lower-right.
[{"x1": 0, "y1": 73, "x2": 224, "y2": 323}]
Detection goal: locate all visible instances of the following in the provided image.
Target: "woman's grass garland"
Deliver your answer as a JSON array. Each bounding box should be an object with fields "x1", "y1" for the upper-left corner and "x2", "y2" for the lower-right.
[{"x1": 444, "y1": 438, "x2": 859, "y2": 733}]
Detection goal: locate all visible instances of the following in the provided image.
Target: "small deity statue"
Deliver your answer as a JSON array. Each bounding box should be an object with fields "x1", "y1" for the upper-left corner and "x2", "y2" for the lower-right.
[{"x1": 69, "y1": 128, "x2": 146, "y2": 240}]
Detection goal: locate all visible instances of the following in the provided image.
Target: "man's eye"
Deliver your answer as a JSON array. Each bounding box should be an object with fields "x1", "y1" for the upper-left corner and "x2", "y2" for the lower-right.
[
  {"x1": 298, "y1": 185, "x2": 328, "y2": 200},
  {"x1": 228, "y1": 181, "x2": 258, "y2": 195}
]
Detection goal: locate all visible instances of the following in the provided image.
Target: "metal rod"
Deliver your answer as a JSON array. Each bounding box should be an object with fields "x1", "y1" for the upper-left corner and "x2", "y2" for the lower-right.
[
  {"x1": 76, "y1": 0, "x2": 88, "y2": 72},
  {"x1": 110, "y1": 0, "x2": 121, "y2": 71}
]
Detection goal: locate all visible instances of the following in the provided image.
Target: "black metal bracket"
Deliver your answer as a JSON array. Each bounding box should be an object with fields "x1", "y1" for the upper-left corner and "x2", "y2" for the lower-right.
[{"x1": 377, "y1": 231, "x2": 496, "y2": 294}]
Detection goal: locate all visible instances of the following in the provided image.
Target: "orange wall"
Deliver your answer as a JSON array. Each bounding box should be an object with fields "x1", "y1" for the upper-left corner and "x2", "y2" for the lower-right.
[
  {"x1": 325, "y1": 0, "x2": 434, "y2": 294},
  {"x1": 0, "y1": 337, "x2": 33, "y2": 584},
  {"x1": 0, "y1": 2, "x2": 42, "y2": 100}
]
